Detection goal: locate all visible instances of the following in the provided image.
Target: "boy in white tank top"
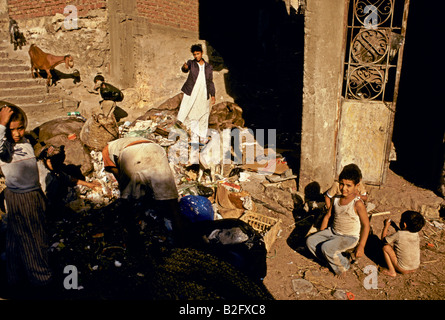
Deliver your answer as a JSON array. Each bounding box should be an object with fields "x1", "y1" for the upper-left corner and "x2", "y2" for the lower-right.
[{"x1": 306, "y1": 164, "x2": 370, "y2": 276}]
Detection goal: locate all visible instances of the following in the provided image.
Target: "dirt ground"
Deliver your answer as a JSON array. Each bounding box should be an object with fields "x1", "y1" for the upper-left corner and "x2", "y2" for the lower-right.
[{"x1": 264, "y1": 170, "x2": 445, "y2": 300}]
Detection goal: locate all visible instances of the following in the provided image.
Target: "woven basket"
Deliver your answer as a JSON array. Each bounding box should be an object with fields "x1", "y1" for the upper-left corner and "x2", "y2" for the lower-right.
[{"x1": 240, "y1": 211, "x2": 281, "y2": 252}]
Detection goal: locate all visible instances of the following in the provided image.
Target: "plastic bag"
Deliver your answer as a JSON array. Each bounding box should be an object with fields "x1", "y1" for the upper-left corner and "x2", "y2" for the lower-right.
[
  {"x1": 179, "y1": 195, "x2": 214, "y2": 223},
  {"x1": 188, "y1": 218, "x2": 267, "y2": 282}
]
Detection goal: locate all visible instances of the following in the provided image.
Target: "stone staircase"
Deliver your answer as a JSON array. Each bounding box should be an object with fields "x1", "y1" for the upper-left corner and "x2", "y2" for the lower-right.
[{"x1": 0, "y1": 38, "x2": 70, "y2": 130}]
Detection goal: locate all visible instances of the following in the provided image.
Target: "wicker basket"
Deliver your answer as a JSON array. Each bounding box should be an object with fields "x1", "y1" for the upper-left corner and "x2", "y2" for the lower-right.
[{"x1": 240, "y1": 211, "x2": 281, "y2": 252}]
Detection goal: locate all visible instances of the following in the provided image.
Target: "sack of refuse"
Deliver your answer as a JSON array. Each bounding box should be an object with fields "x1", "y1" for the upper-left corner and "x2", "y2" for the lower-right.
[
  {"x1": 188, "y1": 218, "x2": 267, "y2": 282},
  {"x1": 32, "y1": 118, "x2": 93, "y2": 175},
  {"x1": 80, "y1": 113, "x2": 119, "y2": 151}
]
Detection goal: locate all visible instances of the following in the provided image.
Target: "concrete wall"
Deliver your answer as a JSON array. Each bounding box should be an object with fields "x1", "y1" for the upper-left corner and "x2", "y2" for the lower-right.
[
  {"x1": 7, "y1": 0, "x2": 232, "y2": 114},
  {"x1": 11, "y1": 8, "x2": 110, "y2": 82},
  {"x1": 8, "y1": 0, "x2": 106, "y2": 19},
  {"x1": 107, "y1": 0, "x2": 232, "y2": 109},
  {"x1": 0, "y1": 0, "x2": 7, "y2": 38},
  {"x1": 137, "y1": 0, "x2": 199, "y2": 32},
  {"x1": 299, "y1": 0, "x2": 347, "y2": 191}
]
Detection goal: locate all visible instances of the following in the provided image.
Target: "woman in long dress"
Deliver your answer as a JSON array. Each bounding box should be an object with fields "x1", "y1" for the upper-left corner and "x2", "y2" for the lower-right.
[{"x1": 176, "y1": 44, "x2": 216, "y2": 143}]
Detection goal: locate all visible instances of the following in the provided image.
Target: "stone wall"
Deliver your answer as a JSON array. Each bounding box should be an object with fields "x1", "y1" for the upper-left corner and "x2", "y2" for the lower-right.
[
  {"x1": 0, "y1": 0, "x2": 7, "y2": 39},
  {"x1": 11, "y1": 8, "x2": 110, "y2": 85},
  {"x1": 137, "y1": 0, "x2": 199, "y2": 32},
  {"x1": 7, "y1": 0, "x2": 232, "y2": 115},
  {"x1": 299, "y1": 0, "x2": 347, "y2": 191},
  {"x1": 8, "y1": 0, "x2": 106, "y2": 20}
]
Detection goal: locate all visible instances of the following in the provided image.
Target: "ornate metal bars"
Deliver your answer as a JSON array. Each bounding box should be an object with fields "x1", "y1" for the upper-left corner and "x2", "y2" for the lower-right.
[{"x1": 343, "y1": 0, "x2": 407, "y2": 102}]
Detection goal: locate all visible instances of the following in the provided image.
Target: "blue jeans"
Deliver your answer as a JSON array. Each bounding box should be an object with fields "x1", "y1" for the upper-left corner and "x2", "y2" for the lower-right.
[{"x1": 306, "y1": 227, "x2": 359, "y2": 275}]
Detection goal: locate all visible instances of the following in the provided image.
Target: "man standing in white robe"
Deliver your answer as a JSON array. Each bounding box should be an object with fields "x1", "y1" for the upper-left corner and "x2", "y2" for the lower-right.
[{"x1": 177, "y1": 44, "x2": 216, "y2": 143}]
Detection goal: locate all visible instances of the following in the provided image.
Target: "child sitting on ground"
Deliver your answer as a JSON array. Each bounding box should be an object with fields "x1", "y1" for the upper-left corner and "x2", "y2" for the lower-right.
[
  {"x1": 306, "y1": 164, "x2": 370, "y2": 276},
  {"x1": 324, "y1": 163, "x2": 371, "y2": 213},
  {"x1": 380, "y1": 210, "x2": 425, "y2": 277}
]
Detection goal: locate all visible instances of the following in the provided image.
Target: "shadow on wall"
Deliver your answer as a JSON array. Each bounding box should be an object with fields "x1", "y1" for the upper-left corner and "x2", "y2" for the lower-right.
[
  {"x1": 391, "y1": 1, "x2": 444, "y2": 194},
  {"x1": 199, "y1": 0, "x2": 304, "y2": 154}
]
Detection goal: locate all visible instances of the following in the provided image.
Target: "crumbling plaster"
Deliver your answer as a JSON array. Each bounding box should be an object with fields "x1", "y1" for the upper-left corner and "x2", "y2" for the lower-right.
[
  {"x1": 9, "y1": 2, "x2": 232, "y2": 113},
  {"x1": 299, "y1": 0, "x2": 347, "y2": 191}
]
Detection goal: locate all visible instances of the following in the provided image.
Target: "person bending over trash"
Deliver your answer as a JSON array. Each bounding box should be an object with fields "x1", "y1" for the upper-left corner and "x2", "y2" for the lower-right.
[
  {"x1": 380, "y1": 210, "x2": 425, "y2": 277},
  {"x1": 102, "y1": 137, "x2": 185, "y2": 242},
  {"x1": 306, "y1": 165, "x2": 370, "y2": 277}
]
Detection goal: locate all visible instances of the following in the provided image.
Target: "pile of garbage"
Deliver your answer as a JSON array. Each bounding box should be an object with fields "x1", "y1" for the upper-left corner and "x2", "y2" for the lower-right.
[{"x1": 3, "y1": 96, "x2": 300, "y2": 299}]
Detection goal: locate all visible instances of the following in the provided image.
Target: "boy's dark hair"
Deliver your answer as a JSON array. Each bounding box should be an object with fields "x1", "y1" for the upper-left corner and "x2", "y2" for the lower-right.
[
  {"x1": 343, "y1": 163, "x2": 362, "y2": 179},
  {"x1": 400, "y1": 210, "x2": 425, "y2": 233},
  {"x1": 339, "y1": 163, "x2": 362, "y2": 185},
  {"x1": 190, "y1": 44, "x2": 203, "y2": 53},
  {"x1": 94, "y1": 74, "x2": 105, "y2": 83},
  {"x1": 0, "y1": 101, "x2": 28, "y2": 128}
]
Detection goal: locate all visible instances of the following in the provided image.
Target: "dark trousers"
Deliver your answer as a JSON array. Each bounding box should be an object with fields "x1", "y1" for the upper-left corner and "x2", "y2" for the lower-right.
[{"x1": 4, "y1": 188, "x2": 52, "y2": 287}]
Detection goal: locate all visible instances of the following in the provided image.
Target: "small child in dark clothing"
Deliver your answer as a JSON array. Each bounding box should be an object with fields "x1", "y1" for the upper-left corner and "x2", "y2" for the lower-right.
[
  {"x1": 0, "y1": 102, "x2": 52, "y2": 293},
  {"x1": 381, "y1": 210, "x2": 425, "y2": 277},
  {"x1": 37, "y1": 144, "x2": 101, "y2": 210}
]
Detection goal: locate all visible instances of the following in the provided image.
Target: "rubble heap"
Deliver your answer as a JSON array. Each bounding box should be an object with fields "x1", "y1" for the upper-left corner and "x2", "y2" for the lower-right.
[{"x1": 1, "y1": 96, "x2": 301, "y2": 299}]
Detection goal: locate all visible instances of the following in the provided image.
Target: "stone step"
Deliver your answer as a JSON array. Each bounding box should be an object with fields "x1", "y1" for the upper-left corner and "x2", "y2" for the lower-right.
[
  {"x1": 20, "y1": 100, "x2": 63, "y2": 110},
  {"x1": 0, "y1": 85, "x2": 48, "y2": 97},
  {"x1": 0, "y1": 93, "x2": 60, "y2": 106},
  {"x1": 0, "y1": 79, "x2": 46, "y2": 88},
  {"x1": 0, "y1": 58, "x2": 28, "y2": 66},
  {"x1": 0, "y1": 72, "x2": 30, "y2": 80},
  {"x1": 21, "y1": 102, "x2": 68, "y2": 130},
  {"x1": 0, "y1": 64, "x2": 29, "y2": 73}
]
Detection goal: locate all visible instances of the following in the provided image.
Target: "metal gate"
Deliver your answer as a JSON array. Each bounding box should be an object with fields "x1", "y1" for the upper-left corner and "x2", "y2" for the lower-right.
[{"x1": 336, "y1": 0, "x2": 410, "y2": 185}]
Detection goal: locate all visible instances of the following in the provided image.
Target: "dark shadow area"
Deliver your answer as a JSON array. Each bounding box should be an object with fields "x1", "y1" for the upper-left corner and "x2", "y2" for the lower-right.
[
  {"x1": 391, "y1": 1, "x2": 444, "y2": 194},
  {"x1": 287, "y1": 181, "x2": 326, "y2": 257},
  {"x1": 364, "y1": 232, "x2": 386, "y2": 267},
  {"x1": 52, "y1": 69, "x2": 81, "y2": 85},
  {"x1": 199, "y1": 0, "x2": 304, "y2": 160},
  {"x1": 34, "y1": 69, "x2": 81, "y2": 86},
  {"x1": 113, "y1": 106, "x2": 128, "y2": 122}
]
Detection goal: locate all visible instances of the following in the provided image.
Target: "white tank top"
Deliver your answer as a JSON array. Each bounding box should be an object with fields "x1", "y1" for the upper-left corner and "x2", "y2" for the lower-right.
[{"x1": 332, "y1": 197, "x2": 361, "y2": 237}]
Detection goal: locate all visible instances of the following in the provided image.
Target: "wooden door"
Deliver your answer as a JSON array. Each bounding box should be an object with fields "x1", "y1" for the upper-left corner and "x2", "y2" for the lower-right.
[{"x1": 336, "y1": 0, "x2": 410, "y2": 185}]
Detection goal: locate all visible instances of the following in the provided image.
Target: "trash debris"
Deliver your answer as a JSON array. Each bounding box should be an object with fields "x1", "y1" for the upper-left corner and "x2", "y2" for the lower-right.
[
  {"x1": 179, "y1": 195, "x2": 215, "y2": 223},
  {"x1": 15, "y1": 95, "x2": 296, "y2": 298},
  {"x1": 429, "y1": 220, "x2": 444, "y2": 230},
  {"x1": 291, "y1": 278, "x2": 314, "y2": 295},
  {"x1": 188, "y1": 218, "x2": 268, "y2": 282},
  {"x1": 332, "y1": 289, "x2": 355, "y2": 300},
  {"x1": 332, "y1": 289, "x2": 347, "y2": 300}
]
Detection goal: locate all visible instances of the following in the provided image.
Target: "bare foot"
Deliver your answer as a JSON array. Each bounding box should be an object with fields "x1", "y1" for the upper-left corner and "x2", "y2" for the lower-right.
[
  {"x1": 335, "y1": 271, "x2": 347, "y2": 279},
  {"x1": 381, "y1": 268, "x2": 397, "y2": 277}
]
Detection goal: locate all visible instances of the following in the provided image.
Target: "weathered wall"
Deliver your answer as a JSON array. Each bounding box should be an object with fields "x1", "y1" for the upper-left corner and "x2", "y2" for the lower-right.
[
  {"x1": 8, "y1": 0, "x2": 110, "y2": 82},
  {"x1": 8, "y1": 0, "x2": 106, "y2": 19},
  {"x1": 7, "y1": 0, "x2": 232, "y2": 114},
  {"x1": 137, "y1": 0, "x2": 198, "y2": 32},
  {"x1": 299, "y1": 0, "x2": 347, "y2": 191},
  {"x1": 0, "y1": 0, "x2": 7, "y2": 38},
  {"x1": 10, "y1": 8, "x2": 110, "y2": 84},
  {"x1": 133, "y1": 23, "x2": 209, "y2": 108},
  {"x1": 108, "y1": 0, "x2": 231, "y2": 109}
]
